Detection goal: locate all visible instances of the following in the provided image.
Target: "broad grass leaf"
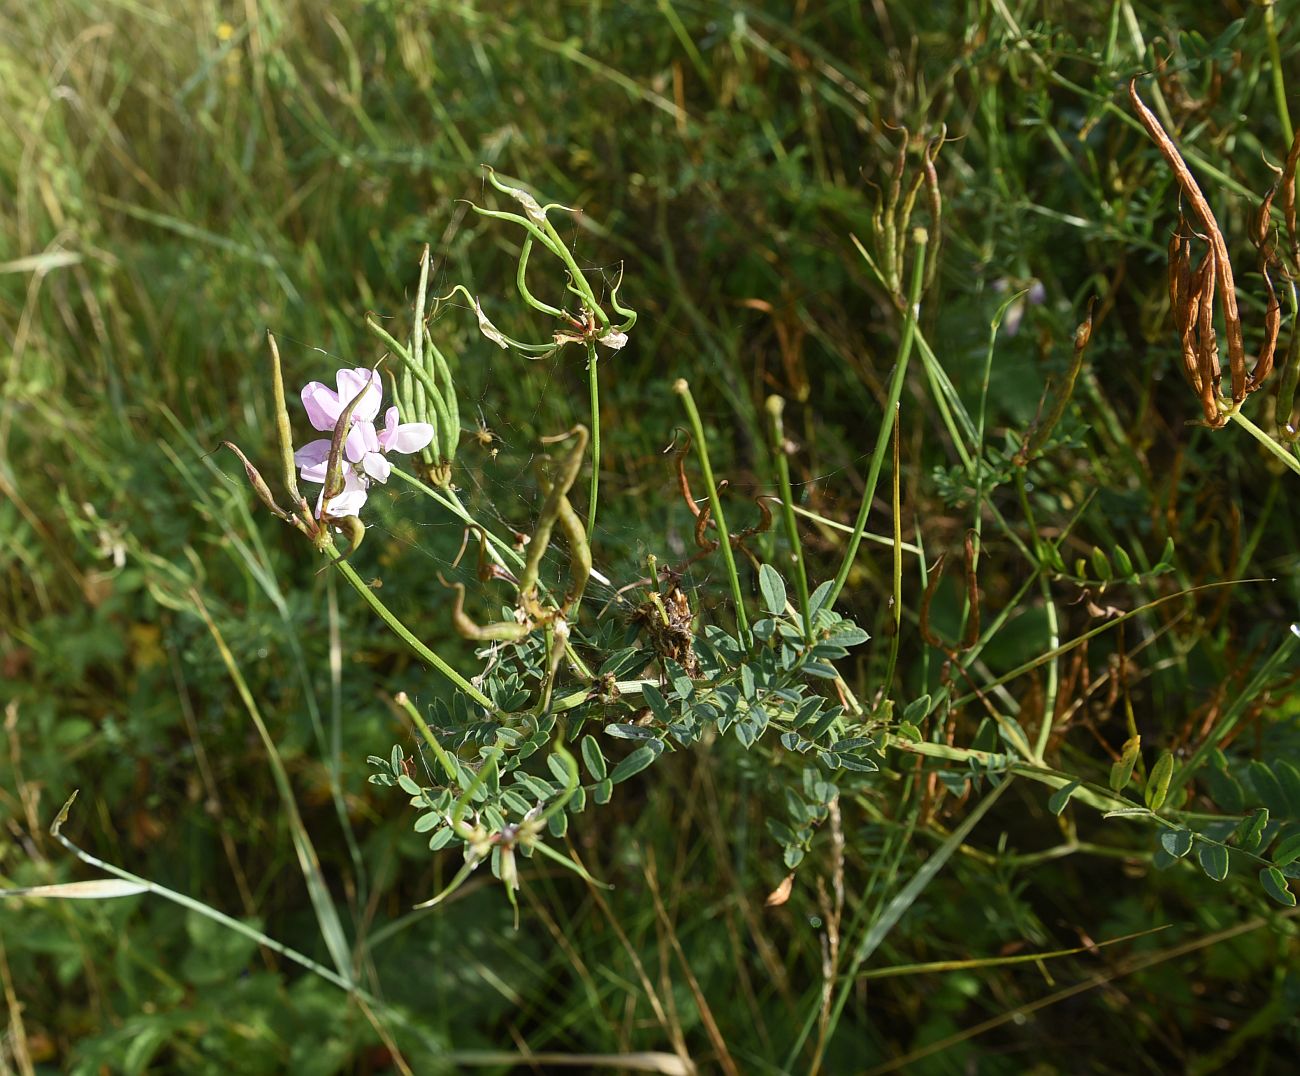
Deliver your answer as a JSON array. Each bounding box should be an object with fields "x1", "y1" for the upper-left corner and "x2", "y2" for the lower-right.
[{"x1": 0, "y1": 879, "x2": 148, "y2": 900}]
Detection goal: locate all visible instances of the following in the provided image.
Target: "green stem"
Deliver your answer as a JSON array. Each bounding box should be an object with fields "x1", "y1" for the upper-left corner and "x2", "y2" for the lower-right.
[
  {"x1": 766, "y1": 395, "x2": 813, "y2": 640},
  {"x1": 586, "y1": 341, "x2": 600, "y2": 537},
  {"x1": 1013, "y1": 468, "x2": 1061, "y2": 764},
  {"x1": 326, "y1": 540, "x2": 496, "y2": 712},
  {"x1": 191, "y1": 593, "x2": 353, "y2": 984},
  {"x1": 829, "y1": 229, "x2": 927, "y2": 608},
  {"x1": 1227, "y1": 409, "x2": 1300, "y2": 477},
  {"x1": 884, "y1": 736, "x2": 1132, "y2": 813},
  {"x1": 392, "y1": 466, "x2": 522, "y2": 571},
  {"x1": 395, "y1": 692, "x2": 460, "y2": 783},
  {"x1": 882, "y1": 409, "x2": 903, "y2": 697},
  {"x1": 675, "y1": 379, "x2": 749, "y2": 638},
  {"x1": 1031, "y1": 573, "x2": 1061, "y2": 764},
  {"x1": 1265, "y1": 1, "x2": 1294, "y2": 147}
]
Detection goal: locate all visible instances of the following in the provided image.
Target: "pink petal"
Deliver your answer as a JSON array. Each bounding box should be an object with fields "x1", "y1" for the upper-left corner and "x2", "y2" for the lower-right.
[
  {"x1": 293, "y1": 438, "x2": 331, "y2": 467},
  {"x1": 335, "y1": 368, "x2": 382, "y2": 423},
  {"x1": 315, "y1": 468, "x2": 369, "y2": 518},
  {"x1": 361, "y1": 451, "x2": 392, "y2": 483},
  {"x1": 345, "y1": 420, "x2": 380, "y2": 464},
  {"x1": 300, "y1": 455, "x2": 349, "y2": 486},
  {"x1": 380, "y1": 420, "x2": 435, "y2": 455},
  {"x1": 301, "y1": 382, "x2": 342, "y2": 432},
  {"x1": 318, "y1": 487, "x2": 369, "y2": 518},
  {"x1": 294, "y1": 438, "x2": 333, "y2": 484}
]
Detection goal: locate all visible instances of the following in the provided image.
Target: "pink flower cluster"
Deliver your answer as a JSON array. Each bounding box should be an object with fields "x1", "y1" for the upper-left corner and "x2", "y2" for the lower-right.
[{"x1": 294, "y1": 368, "x2": 434, "y2": 518}]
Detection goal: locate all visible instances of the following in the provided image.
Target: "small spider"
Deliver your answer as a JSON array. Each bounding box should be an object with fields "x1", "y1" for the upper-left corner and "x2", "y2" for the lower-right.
[{"x1": 468, "y1": 406, "x2": 499, "y2": 459}]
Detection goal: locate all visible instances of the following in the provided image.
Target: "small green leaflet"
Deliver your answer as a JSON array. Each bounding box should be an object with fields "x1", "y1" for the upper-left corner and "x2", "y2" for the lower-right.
[
  {"x1": 758, "y1": 564, "x2": 787, "y2": 616},
  {"x1": 1197, "y1": 842, "x2": 1229, "y2": 882},
  {"x1": 1259, "y1": 867, "x2": 1296, "y2": 907}
]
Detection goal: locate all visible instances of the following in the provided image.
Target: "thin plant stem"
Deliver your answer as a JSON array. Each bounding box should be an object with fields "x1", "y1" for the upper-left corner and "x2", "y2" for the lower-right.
[
  {"x1": 1031, "y1": 574, "x2": 1061, "y2": 764},
  {"x1": 1226, "y1": 408, "x2": 1300, "y2": 477},
  {"x1": 586, "y1": 340, "x2": 600, "y2": 537},
  {"x1": 49, "y1": 791, "x2": 355, "y2": 992},
  {"x1": 1264, "y1": 1, "x2": 1294, "y2": 147},
  {"x1": 1166, "y1": 624, "x2": 1300, "y2": 798},
  {"x1": 674, "y1": 378, "x2": 750, "y2": 638},
  {"x1": 325, "y1": 540, "x2": 496, "y2": 712},
  {"x1": 1014, "y1": 469, "x2": 1061, "y2": 764},
  {"x1": 43, "y1": 794, "x2": 650, "y2": 1070},
  {"x1": 881, "y1": 406, "x2": 903, "y2": 698},
  {"x1": 829, "y1": 229, "x2": 927, "y2": 608},
  {"x1": 782, "y1": 501, "x2": 921, "y2": 553},
  {"x1": 766, "y1": 395, "x2": 812, "y2": 640},
  {"x1": 395, "y1": 692, "x2": 459, "y2": 782},
  {"x1": 326, "y1": 569, "x2": 368, "y2": 909}
]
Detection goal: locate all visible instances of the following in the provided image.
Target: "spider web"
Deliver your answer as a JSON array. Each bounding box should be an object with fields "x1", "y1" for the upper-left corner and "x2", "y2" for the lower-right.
[
  {"x1": 361, "y1": 288, "x2": 656, "y2": 638},
  {"x1": 282, "y1": 201, "x2": 879, "y2": 700}
]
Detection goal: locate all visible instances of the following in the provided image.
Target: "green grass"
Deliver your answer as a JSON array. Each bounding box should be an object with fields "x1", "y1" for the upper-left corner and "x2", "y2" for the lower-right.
[{"x1": 3, "y1": 1, "x2": 1300, "y2": 1073}]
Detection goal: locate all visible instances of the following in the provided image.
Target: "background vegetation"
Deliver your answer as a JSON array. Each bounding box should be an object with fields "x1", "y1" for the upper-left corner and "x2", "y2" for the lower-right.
[{"x1": 3, "y1": 0, "x2": 1299, "y2": 1072}]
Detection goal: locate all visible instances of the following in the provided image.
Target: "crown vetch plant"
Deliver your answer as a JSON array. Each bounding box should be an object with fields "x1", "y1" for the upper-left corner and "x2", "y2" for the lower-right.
[
  {"x1": 214, "y1": 173, "x2": 885, "y2": 922},
  {"x1": 216, "y1": 161, "x2": 1300, "y2": 925}
]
